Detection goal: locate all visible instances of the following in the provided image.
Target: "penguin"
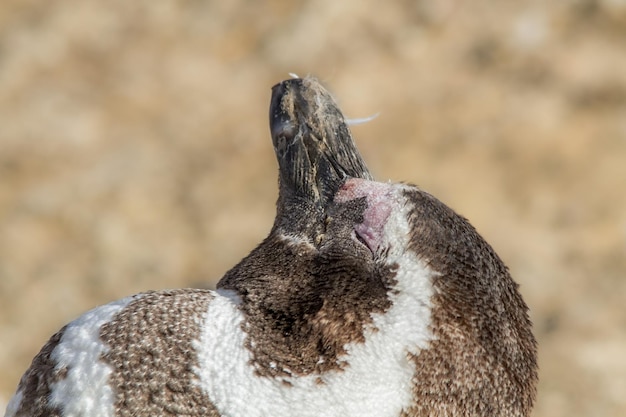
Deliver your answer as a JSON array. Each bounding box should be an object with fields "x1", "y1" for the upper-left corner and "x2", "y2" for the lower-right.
[{"x1": 4, "y1": 76, "x2": 537, "y2": 417}]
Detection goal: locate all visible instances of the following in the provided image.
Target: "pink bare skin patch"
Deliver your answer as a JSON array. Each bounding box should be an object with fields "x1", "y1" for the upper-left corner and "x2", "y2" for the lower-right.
[{"x1": 335, "y1": 179, "x2": 394, "y2": 253}]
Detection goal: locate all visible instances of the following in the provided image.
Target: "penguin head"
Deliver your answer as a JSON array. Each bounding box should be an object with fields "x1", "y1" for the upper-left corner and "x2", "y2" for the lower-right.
[{"x1": 268, "y1": 77, "x2": 372, "y2": 242}]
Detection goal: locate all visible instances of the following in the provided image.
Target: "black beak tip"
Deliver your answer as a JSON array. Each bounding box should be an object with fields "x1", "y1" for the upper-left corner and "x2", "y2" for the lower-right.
[{"x1": 270, "y1": 79, "x2": 304, "y2": 148}]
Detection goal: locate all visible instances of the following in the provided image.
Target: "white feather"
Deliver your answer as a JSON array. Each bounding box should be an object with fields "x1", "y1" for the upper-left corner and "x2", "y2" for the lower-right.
[{"x1": 345, "y1": 113, "x2": 380, "y2": 125}]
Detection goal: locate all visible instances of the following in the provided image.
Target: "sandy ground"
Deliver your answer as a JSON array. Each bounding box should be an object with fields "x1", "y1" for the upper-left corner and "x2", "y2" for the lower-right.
[{"x1": 1, "y1": 1, "x2": 625, "y2": 415}]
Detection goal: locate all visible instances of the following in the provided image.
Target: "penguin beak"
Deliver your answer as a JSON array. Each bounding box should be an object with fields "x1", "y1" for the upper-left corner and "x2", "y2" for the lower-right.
[{"x1": 269, "y1": 77, "x2": 373, "y2": 211}]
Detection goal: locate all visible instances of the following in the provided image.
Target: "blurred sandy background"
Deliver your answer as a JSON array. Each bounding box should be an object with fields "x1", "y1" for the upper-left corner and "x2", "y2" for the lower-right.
[{"x1": 1, "y1": 0, "x2": 625, "y2": 415}]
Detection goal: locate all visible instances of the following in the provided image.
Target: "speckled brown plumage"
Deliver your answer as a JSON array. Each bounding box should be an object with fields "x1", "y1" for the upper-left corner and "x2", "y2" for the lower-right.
[
  {"x1": 12, "y1": 327, "x2": 68, "y2": 417},
  {"x1": 99, "y1": 290, "x2": 219, "y2": 417},
  {"x1": 400, "y1": 188, "x2": 538, "y2": 416}
]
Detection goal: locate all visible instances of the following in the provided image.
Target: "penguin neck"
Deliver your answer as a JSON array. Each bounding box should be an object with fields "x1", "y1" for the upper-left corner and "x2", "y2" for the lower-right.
[
  {"x1": 216, "y1": 230, "x2": 393, "y2": 378},
  {"x1": 271, "y1": 193, "x2": 325, "y2": 244}
]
